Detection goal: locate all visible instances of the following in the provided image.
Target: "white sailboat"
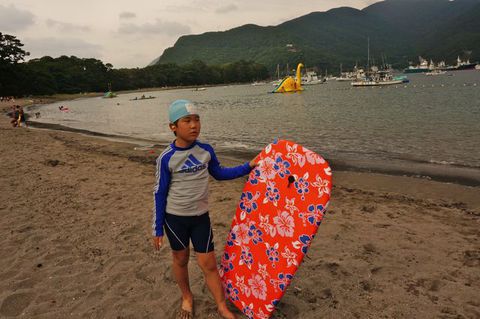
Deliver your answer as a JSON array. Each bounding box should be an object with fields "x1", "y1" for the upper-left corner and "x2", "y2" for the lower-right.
[{"x1": 271, "y1": 64, "x2": 282, "y2": 86}]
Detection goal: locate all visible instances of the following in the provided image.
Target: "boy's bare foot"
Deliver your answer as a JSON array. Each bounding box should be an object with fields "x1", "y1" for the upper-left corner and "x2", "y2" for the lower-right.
[
  {"x1": 217, "y1": 306, "x2": 238, "y2": 319},
  {"x1": 176, "y1": 296, "x2": 194, "y2": 319},
  {"x1": 176, "y1": 308, "x2": 193, "y2": 319}
]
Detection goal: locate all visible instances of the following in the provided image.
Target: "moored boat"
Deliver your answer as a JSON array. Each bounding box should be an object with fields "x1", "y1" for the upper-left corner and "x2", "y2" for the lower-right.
[
  {"x1": 352, "y1": 70, "x2": 403, "y2": 87},
  {"x1": 351, "y1": 79, "x2": 403, "y2": 87},
  {"x1": 103, "y1": 91, "x2": 117, "y2": 98},
  {"x1": 301, "y1": 71, "x2": 325, "y2": 85},
  {"x1": 441, "y1": 56, "x2": 477, "y2": 71},
  {"x1": 404, "y1": 56, "x2": 430, "y2": 73},
  {"x1": 425, "y1": 70, "x2": 447, "y2": 76}
]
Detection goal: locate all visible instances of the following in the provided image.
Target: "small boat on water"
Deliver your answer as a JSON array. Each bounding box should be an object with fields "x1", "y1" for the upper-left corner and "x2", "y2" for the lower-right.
[
  {"x1": 393, "y1": 75, "x2": 410, "y2": 83},
  {"x1": 336, "y1": 64, "x2": 359, "y2": 82},
  {"x1": 301, "y1": 71, "x2": 325, "y2": 85},
  {"x1": 103, "y1": 91, "x2": 117, "y2": 98},
  {"x1": 352, "y1": 70, "x2": 403, "y2": 87},
  {"x1": 404, "y1": 56, "x2": 477, "y2": 73},
  {"x1": 130, "y1": 95, "x2": 156, "y2": 101},
  {"x1": 425, "y1": 70, "x2": 447, "y2": 76},
  {"x1": 103, "y1": 83, "x2": 117, "y2": 98},
  {"x1": 404, "y1": 56, "x2": 430, "y2": 74},
  {"x1": 336, "y1": 75, "x2": 356, "y2": 81},
  {"x1": 351, "y1": 79, "x2": 403, "y2": 87},
  {"x1": 441, "y1": 56, "x2": 477, "y2": 71}
]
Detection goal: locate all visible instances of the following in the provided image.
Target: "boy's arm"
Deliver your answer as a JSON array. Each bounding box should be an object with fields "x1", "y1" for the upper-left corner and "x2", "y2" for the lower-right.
[
  {"x1": 152, "y1": 155, "x2": 171, "y2": 237},
  {"x1": 207, "y1": 145, "x2": 253, "y2": 180}
]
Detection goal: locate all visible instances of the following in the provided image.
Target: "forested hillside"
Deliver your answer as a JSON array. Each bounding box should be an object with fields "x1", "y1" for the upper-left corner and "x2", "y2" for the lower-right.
[{"x1": 156, "y1": 0, "x2": 480, "y2": 73}]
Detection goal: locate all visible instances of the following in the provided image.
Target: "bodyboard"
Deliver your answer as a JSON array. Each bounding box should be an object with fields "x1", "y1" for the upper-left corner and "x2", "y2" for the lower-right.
[{"x1": 220, "y1": 139, "x2": 332, "y2": 319}]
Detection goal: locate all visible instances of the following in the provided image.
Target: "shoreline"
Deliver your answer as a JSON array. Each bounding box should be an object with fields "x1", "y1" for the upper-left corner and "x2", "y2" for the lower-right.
[{"x1": 24, "y1": 118, "x2": 480, "y2": 188}]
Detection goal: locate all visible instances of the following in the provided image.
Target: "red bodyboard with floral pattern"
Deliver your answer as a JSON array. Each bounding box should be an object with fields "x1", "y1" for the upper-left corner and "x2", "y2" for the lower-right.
[{"x1": 219, "y1": 140, "x2": 332, "y2": 319}]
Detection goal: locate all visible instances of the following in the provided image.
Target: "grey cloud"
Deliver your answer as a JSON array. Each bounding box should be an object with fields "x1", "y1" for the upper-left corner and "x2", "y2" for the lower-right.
[
  {"x1": 119, "y1": 11, "x2": 136, "y2": 19},
  {"x1": 46, "y1": 19, "x2": 91, "y2": 32},
  {"x1": 215, "y1": 4, "x2": 238, "y2": 14},
  {"x1": 118, "y1": 19, "x2": 191, "y2": 36},
  {"x1": 0, "y1": 4, "x2": 35, "y2": 31},
  {"x1": 164, "y1": 5, "x2": 205, "y2": 13},
  {"x1": 25, "y1": 37, "x2": 102, "y2": 59}
]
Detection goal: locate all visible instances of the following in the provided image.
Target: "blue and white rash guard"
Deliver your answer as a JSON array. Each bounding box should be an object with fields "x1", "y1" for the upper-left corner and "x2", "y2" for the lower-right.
[{"x1": 152, "y1": 140, "x2": 252, "y2": 236}]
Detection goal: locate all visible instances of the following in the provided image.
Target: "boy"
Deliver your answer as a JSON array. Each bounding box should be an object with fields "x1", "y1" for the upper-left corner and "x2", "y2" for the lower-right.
[{"x1": 152, "y1": 99, "x2": 257, "y2": 319}]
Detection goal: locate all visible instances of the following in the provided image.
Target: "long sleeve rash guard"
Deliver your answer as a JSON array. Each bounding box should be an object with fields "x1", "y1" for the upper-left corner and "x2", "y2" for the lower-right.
[{"x1": 152, "y1": 140, "x2": 252, "y2": 236}]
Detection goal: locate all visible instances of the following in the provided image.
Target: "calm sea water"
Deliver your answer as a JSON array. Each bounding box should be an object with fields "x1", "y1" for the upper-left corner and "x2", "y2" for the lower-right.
[{"x1": 30, "y1": 71, "x2": 480, "y2": 185}]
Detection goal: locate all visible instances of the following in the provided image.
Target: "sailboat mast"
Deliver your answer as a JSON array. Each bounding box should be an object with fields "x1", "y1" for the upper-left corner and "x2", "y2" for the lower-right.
[{"x1": 367, "y1": 37, "x2": 370, "y2": 72}]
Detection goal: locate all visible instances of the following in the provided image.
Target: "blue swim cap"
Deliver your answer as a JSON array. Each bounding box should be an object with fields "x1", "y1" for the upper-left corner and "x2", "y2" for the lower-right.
[{"x1": 168, "y1": 99, "x2": 199, "y2": 123}]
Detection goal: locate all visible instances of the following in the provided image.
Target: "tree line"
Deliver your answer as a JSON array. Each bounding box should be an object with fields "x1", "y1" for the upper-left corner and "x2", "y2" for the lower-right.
[{"x1": 0, "y1": 33, "x2": 269, "y2": 97}]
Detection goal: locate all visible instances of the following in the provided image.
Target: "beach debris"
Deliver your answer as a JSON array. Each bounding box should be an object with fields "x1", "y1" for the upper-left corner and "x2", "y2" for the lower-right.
[
  {"x1": 361, "y1": 205, "x2": 377, "y2": 213},
  {"x1": 45, "y1": 159, "x2": 61, "y2": 167}
]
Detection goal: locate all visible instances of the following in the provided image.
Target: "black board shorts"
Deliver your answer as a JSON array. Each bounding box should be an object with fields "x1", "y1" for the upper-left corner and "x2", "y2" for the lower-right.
[{"x1": 164, "y1": 212, "x2": 214, "y2": 253}]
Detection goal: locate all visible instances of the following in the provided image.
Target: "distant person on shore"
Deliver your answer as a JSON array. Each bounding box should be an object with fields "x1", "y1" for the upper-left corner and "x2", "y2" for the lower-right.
[
  {"x1": 10, "y1": 105, "x2": 27, "y2": 127},
  {"x1": 10, "y1": 105, "x2": 19, "y2": 127},
  {"x1": 152, "y1": 99, "x2": 258, "y2": 319},
  {"x1": 17, "y1": 106, "x2": 27, "y2": 127}
]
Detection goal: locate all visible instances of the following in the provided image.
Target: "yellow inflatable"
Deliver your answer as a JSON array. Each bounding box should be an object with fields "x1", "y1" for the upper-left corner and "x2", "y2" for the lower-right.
[{"x1": 272, "y1": 63, "x2": 304, "y2": 93}]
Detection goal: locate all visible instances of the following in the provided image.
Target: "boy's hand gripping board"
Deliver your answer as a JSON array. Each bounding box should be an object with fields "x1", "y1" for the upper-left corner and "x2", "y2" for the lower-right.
[{"x1": 220, "y1": 140, "x2": 332, "y2": 319}]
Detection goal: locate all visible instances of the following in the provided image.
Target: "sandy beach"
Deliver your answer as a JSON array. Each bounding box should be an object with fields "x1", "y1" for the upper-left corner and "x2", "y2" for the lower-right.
[{"x1": 1, "y1": 101, "x2": 479, "y2": 318}]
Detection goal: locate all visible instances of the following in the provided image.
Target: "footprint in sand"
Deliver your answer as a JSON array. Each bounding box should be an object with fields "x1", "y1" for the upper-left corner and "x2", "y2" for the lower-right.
[
  {"x1": 0, "y1": 293, "x2": 34, "y2": 317},
  {"x1": 274, "y1": 300, "x2": 300, "y2": 318}
]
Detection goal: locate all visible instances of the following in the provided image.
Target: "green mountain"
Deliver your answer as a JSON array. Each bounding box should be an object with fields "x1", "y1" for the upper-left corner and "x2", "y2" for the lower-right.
[{"x1": 154, "y1": 0, "x2": 480, "y2": 73}]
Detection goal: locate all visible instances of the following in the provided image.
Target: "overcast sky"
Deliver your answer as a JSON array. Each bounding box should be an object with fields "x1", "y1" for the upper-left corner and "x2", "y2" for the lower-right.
[{"x1": 1, "y1": 0, "x2": 378, "y2": 68}]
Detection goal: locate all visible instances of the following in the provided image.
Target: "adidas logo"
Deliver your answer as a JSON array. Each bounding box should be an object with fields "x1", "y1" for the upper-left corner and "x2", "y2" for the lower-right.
[{"x1": 179, "y1": 154, "x2": 207, "y2": 173}]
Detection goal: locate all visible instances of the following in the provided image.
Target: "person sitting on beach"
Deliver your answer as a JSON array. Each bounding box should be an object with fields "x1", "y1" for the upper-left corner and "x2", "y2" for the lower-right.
[{"x1": 152, "y1": 99, "x2": 258, "y2": 319}]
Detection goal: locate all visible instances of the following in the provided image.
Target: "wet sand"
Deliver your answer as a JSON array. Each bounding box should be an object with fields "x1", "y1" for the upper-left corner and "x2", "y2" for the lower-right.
[{"x1": 1, "y1": 101, "x2": 479, "y2": 318}]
